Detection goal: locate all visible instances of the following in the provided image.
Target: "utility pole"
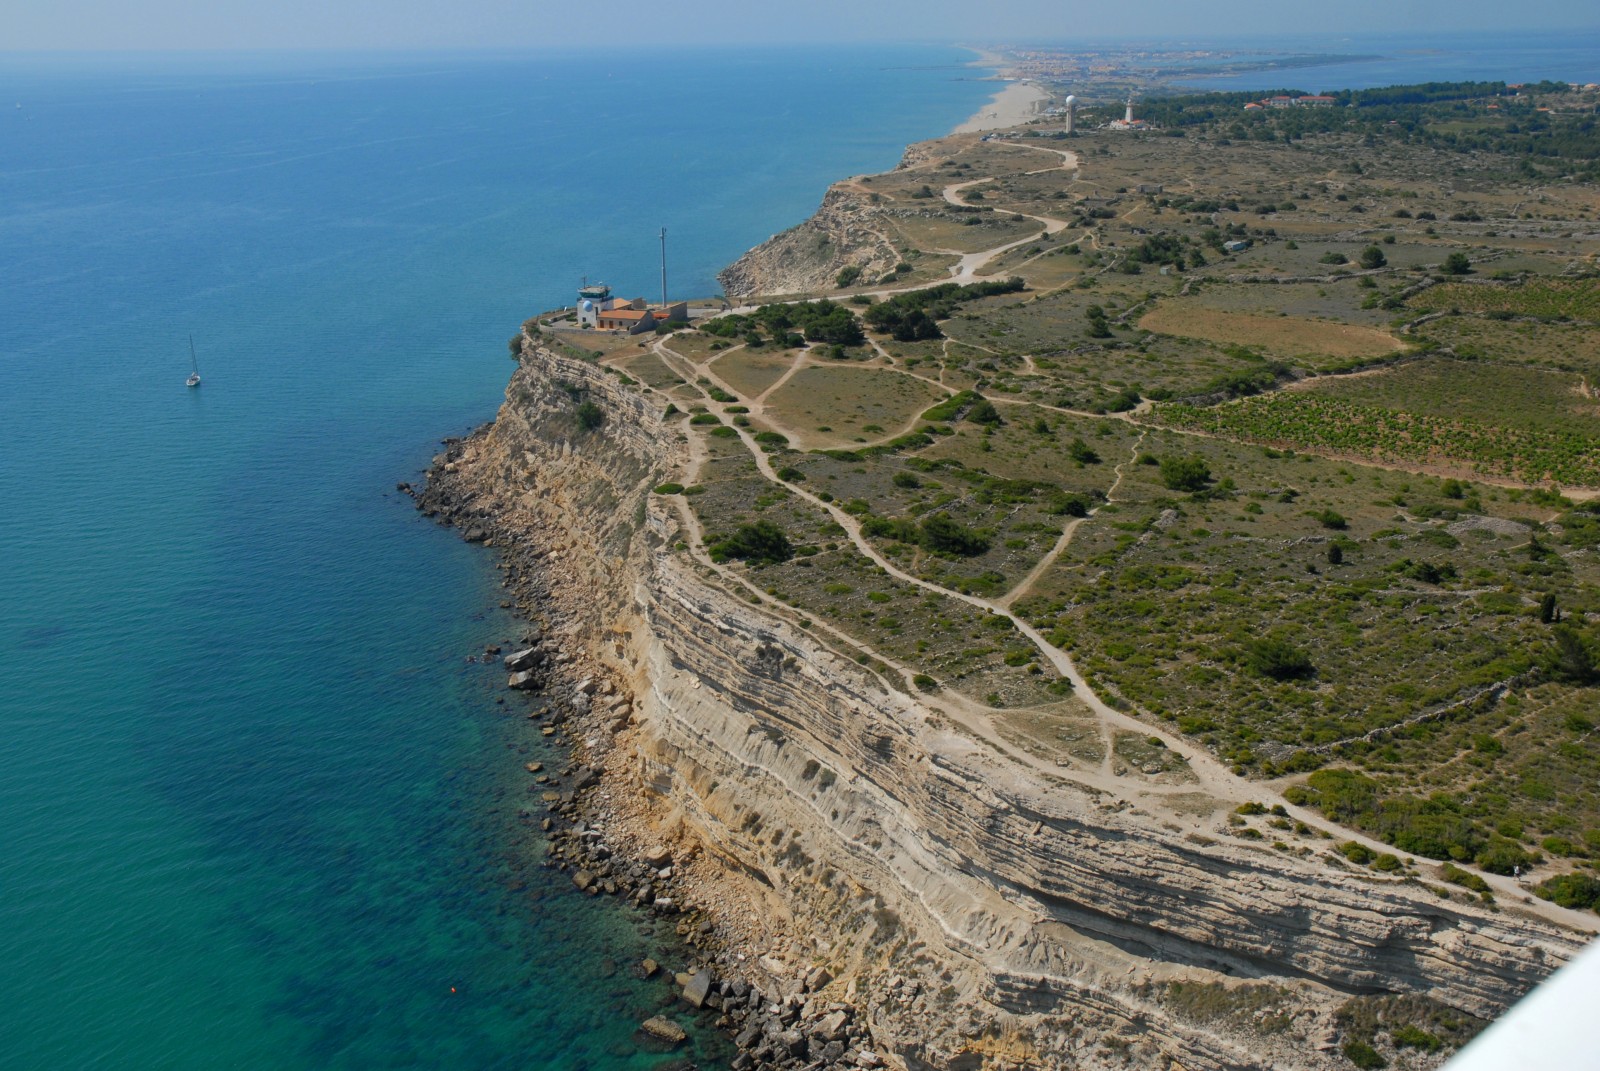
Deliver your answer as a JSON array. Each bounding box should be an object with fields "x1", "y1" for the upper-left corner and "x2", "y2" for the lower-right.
[{"x1": 659, "y1": 227, "x2": 668, "y2": 308}]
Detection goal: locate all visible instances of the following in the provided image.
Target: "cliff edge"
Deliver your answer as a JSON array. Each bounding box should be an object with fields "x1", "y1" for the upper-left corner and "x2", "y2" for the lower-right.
[{"x1": 419, "y1": 336, "x2": 1588, "y2": 1071}]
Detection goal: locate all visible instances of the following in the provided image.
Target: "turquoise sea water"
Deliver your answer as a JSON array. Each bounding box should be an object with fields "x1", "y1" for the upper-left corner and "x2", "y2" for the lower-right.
[{"x1": 0, "y1": 47, "x2": 991, "y2": 1070}]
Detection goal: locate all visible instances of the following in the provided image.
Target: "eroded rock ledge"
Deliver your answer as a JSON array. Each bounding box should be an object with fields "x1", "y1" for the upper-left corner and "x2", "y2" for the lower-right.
[
  {"x1": 719, "y1": 186, "x2": 902, "y2": 299},
  {"x1": 424, "y1": 339, "x2": 1585, "y2": 1070}
]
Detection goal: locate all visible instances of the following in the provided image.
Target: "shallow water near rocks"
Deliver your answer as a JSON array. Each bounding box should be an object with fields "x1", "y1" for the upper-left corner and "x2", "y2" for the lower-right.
[{"x1": 0, "y1": 46, "x2": 989, "y2": 1069}]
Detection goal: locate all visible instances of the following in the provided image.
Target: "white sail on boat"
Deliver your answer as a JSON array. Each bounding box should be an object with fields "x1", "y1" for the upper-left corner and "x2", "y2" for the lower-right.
[{"x1": 186, "y1": 336, "x2": 201, "y2": 388}]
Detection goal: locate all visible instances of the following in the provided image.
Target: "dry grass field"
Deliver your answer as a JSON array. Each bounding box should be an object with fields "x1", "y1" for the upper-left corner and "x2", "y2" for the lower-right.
[
  {"x1": 763, "y1": 365, "x2": 946, "y2": 447},
  {"x1": 709, "y1": 348, "x2": 794, "y2": 399},
  {"x1": 1138, "y1": 305, "x2": 1402, "y2": 360}
]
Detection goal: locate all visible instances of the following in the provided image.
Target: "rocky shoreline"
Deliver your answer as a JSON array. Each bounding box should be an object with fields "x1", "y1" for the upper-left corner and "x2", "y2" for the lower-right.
[
  {"x1": 396, "y1": 321, "x2": 1593, "y2": 1071},
  {"x1": 408, "y1": 446, "x2": 891, "y2": 1071}
]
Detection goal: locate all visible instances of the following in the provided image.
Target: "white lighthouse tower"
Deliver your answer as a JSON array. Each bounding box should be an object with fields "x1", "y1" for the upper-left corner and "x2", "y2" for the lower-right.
[{"x1": 1124, "y1": 96, "x2": 1135, "y2": 124}]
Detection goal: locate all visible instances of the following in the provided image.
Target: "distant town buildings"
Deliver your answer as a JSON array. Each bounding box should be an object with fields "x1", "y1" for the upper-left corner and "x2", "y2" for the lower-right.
[{"x1": 1247, "y1": 94, "x2": 1337, "y2": 110}]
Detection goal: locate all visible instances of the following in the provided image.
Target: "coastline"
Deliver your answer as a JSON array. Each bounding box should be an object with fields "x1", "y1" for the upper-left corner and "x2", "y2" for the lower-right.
[
  {"x1": 414, "y1": 427, "x2": 880, "y2": 1070},
  {"x1": 951, "y1": 78, "x2": 1051, "y2": 134},
  {"x1": 420, "y1": 317, "x2": 1590, "y2": 1069},
  {"x1": 420, "y1": 61, "x2": 1599, "y2": 1070}
]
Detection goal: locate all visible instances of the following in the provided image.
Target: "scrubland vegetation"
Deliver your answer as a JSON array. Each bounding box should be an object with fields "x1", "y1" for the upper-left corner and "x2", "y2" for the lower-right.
[{"x1": 617, "y1": 77, "x2": 1600, "y2": 924}]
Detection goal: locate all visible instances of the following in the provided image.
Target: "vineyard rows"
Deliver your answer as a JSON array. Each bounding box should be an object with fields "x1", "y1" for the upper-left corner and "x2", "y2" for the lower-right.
[{"x1": 1157, "y1": 395, "x2": 1600, "y2": 487}]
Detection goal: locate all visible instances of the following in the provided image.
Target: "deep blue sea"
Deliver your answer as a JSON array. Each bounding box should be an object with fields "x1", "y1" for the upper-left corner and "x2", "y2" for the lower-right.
[{"x1": 0, "y1": 46, "x2": 991, "y2": 1070}]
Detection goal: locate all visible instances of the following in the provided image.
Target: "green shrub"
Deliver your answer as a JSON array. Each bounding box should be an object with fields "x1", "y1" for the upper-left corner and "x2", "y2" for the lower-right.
[
  {"x1": 920, "y1": 514, "x2": 991, "y2": 557},
  {"x1": 1544, "y1": 624, "x2": 1598, "y2": 685},
  {"x1": 1531, "y1": 872, "x2": 1600, "y2": 910},
  {"x1": 708, "y1": 520, "x2": 794, "y2": 565},
  {"x1": 1440, "y1": 862, "x2": 1490, "y2": 894},
  {"x1": 1295, "y1": 771, "x2": 1489, "y2": 863},
  {"x1": 1159, "y1": 455, "x2": 1212, "y2": 492},
  {"x1": 1541, "y1": 835, "x2": 1576, "y2": 857},
  {"x1": 1339, "y1": 841, "x2": 1374, "y2": 865},
  {"x1": 1086, "y1": 304, "x2": 1113, "y2": 338},
  {"x1": 1474, "y1": 837, "x2": 1538, "y2": 876},
  {"x1": 575, "y1": 401, "x2": 605, "y2": 431},
  {"x1": 921, "y1": 390, "x2": 979, "y2": 422},
  {"x1": 966, "y1": 399, "x2": 1003, "y2": 426},
  {"x1": 1245, "y1": 637, "x2": 1315, "y2": 681},
  {"x1": 1048, "y1": 492, "x2": 1094, "y2": 517},
  {"x1": 861, "y1": 515, "x2": 922, "y2": 543},
  {"x1": 1391, "y1": 1024, "x2": 1441, "y2": 1052},
  {"x1": 1342, "y1": 1039, "x2": 1386, "y2": 1069},
  {"x1": 653, "y1": 483, "x2": 685, "y2": 495}
]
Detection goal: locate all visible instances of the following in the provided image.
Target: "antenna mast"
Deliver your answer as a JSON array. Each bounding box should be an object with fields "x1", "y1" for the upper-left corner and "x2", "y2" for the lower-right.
[{"x1": 659, "y1": 227, "x2": 668, "y2": 308}]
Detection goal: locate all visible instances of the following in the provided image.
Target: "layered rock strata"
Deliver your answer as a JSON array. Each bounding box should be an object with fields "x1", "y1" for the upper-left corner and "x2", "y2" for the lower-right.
[{"x1": 425, "y1": 338, "x2": 1587, "y2": 1070}]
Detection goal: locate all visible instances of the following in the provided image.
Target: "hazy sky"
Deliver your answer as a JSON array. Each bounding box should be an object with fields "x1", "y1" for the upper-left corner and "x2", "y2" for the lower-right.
[{"x1": 7, "y1": 0, "x2": 1598, "y2": 51}]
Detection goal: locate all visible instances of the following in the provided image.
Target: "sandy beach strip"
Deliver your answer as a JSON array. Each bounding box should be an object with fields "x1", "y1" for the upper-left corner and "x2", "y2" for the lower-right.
[{"x1": 953, "y1": 80, "x2": 1051, "y2": 134}]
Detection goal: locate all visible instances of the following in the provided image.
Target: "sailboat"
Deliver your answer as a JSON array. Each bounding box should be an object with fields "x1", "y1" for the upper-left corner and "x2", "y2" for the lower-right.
[{"x1": 186, "y1": 336, "x2": 202, "y2": 388}]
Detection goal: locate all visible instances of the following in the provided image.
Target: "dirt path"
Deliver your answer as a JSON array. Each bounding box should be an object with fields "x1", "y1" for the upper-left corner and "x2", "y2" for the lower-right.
[
  {"x1": 590, "y1": 131, "x2": 1600, "y2": 930},
  {"x1": 752, "y1": 347, "x2": 813, "y2": 406},
  {"x1": 937, "y1": 159, "x2": 1076, "y2": 283},
  {"x1": 602, "y1": 335, "x2": 1600, "y2": 932},
  {"x1": 998, "y1": 426, "x2": 1147, "y2": 610}
]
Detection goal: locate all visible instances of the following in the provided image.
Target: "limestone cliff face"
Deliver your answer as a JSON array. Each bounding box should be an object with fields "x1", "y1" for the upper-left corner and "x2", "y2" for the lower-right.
[
  {"x1": 450, "y1": 339, "x2": 1584, "y2": 1070},
  {"x1": 718, "y1": 187, "x2": 899, "y2": 299}
]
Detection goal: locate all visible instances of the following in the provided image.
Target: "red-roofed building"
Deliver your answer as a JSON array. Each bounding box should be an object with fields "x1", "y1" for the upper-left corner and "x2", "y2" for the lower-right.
[
  {"x1": 596, "y1": 307, "x2": 658, "y2": 333},
  {"x1": 592, "y1": 298, "x2": 690, "y2": 334}
]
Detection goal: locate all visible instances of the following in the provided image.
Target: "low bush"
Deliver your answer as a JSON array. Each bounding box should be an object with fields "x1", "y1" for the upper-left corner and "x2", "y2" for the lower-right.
[
  {"x1": 1245, "y1": 637, "x2": 1314, "y2": 681},
  {"x1": 1532, "y1": 872, "x2": 1600, "y2": 910},
  {"x1": 575, "y1": 401, "x2": 604, "y2": 431},
  {"x1": 708, "y1": 520, "x2": 794, "y2": 566},
  {"x1": 1159, "y1": 455, "x2": 1212, "y2": 492}
]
